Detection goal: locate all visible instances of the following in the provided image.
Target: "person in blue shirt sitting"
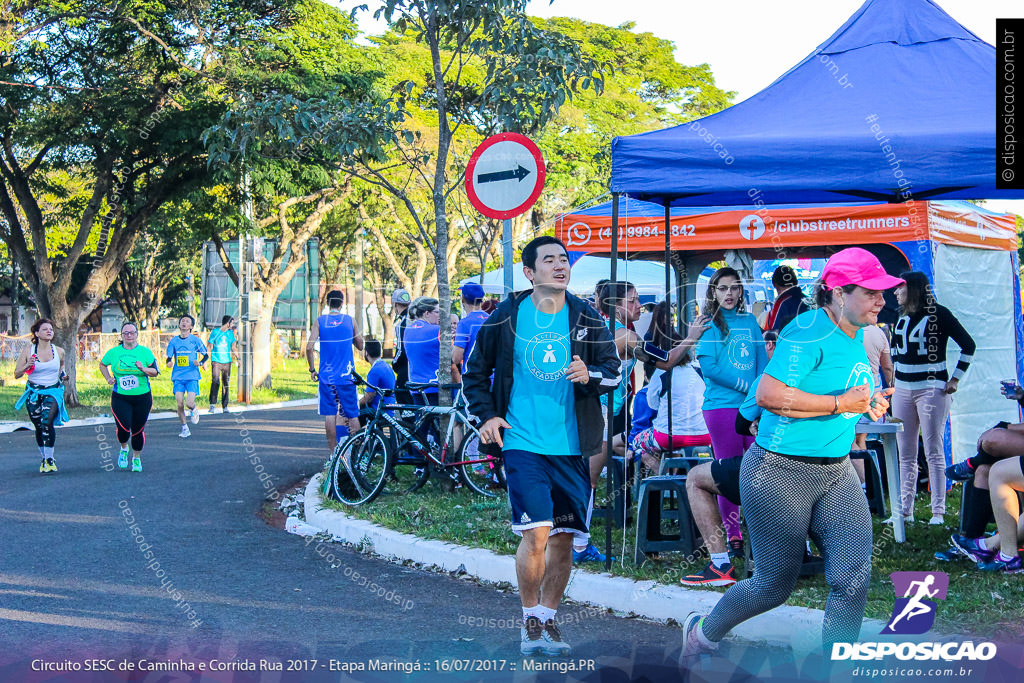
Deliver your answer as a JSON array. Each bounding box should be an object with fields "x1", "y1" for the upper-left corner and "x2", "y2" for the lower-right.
[{"x1": 358, "y1": 339, "x2": 396, "y2": 419}]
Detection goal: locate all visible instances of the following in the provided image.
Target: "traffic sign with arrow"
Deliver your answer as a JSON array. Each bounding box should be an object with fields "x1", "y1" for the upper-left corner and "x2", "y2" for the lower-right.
[{"x1": 465, "y1": 133, "x2": 546, "y2": 220}]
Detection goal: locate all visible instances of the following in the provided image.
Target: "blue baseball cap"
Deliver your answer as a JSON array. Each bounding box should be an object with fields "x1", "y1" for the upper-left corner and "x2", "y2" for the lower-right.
[{"x1": 460, "y1": 283, "x2": 485, "y2": 302}]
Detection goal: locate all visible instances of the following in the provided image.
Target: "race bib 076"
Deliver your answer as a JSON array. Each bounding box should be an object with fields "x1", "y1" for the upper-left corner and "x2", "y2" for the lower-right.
[{"x1": 118, "y1": 375, "x2": 140, "y2": 391}]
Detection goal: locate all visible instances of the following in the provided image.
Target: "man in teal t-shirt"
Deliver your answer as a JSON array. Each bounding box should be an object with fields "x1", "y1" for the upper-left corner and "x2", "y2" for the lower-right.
[
  {"x1": 165, "y1": 314, "x2": 209, "y2": 438},
  {"x1": 207, "y1": 315, "x2": 238, "y2": 414}
]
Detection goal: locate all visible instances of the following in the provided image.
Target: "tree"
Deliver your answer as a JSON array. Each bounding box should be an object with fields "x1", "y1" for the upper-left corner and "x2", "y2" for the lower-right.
[
  {"x1": 0, "y1": 0, "x2": 296, "y2": 404},
  {"x1": 206, "y1": 0, "x2": 604, "y2": 402}
]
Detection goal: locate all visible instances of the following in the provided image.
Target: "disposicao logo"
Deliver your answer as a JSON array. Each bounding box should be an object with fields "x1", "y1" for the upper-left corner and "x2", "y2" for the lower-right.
[{"x1": 832, "y1": 572, "x2": 996, "y2": 662}]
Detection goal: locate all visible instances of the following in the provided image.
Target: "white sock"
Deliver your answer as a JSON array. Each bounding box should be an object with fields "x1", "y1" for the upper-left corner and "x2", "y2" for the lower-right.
[
  {"x1": 695, "y1": 617, "x2": 715, "y2": 646},
  {"x1": 978, "y1": 537, "x2": 989, "y2": 550},
  {"x1": 523, "y1": 605, "x2": 542, "y2": 621},
  {"x1": 998, "y1": 551, "x2": 1015, "y2": 562},
  {"x1": 42, "y1": 446, "x2": 54, "y2": 458},
  {"x1": 710, "y1": 552, "x2": 730, "y2": 568},
  {"x1": 38, "y1": 446, "x2": 45, "y2": 457},
  {"x1": 535, "y1": 605, "x2": 556, "y2": 623}
]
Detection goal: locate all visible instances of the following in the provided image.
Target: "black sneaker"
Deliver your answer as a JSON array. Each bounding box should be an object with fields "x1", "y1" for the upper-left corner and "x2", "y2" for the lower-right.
[
  {"x1": 934, "y1": 545, "x2": 965, "y2": 562},
  {"x1": 520, "y1": 616, "x2": 545, "y2": 656},
  {"x1": 728, "y1": 538, "x2": 743, "y2": 558},
  {"x1": 945, "y1": 460, "x2": 975, "y2": 482},
  {"x1": 680, "y1": 562, "x2": 737, "y2": 587}
]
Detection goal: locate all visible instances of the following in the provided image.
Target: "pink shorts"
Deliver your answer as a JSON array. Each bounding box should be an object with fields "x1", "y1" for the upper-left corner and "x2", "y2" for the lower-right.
[{"x1": 653, "y1": 431, "x2": 712, "y2": 450}]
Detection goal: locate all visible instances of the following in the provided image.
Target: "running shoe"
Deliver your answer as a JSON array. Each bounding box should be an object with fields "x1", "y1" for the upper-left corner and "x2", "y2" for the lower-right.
[
  {"x1": 520, "y1": 616, "x2": 546, "y2": 656},
  {"x1": 180, "y1": 425, "x2": 191, "y2": 438},
  {"x1": 208, "y1": 404, "x2": 216, "y2": 415},
  {"x1": 883, "y1": 513, "x2": 914, "y2": 525},
  {"x1": 934, "y1": 545, "x2": 965, "y2": 562},
  {"x1": 928, "y1": 515, "x2": 944, "y2": 526},
  {"x1": 190, "y1": 408, "x2": 200, "y2": 424},
  {"x1": 679, "y1": 612, "x2": 718, "y2": 661},
  {"x1": 45, "y1": 457, "x2": 57, "y2": 473},
  {"x1": 728, "y1": 538, "x2": 744, "y2": 558},
  {"x1": 945, "y1": 460, "x2": 975, "y2": 482},
  {"x1": 214, "y1": 406, "x2": 225, "y2": 414},
  {"x1": 573, "y1": 543, "x2": 610, "y2": 563},
  {"x1": 950, "y1": 534, "x2": 996, "y2": 563},
  {"x1": 976, "y1": 554, "x2": 1023, "y2": 573},
  {"x1": 39, "y1": 458, "x2": 47, "y2": 474},
  {"x1": 118, "y1": 447, "x2": 130, "y2": 469},
  {"x1": 680, "y1": 562, "x2": 736, "y2": 587},
  {"x1": 131, "y1": 456, "x2": 142, "y2": 473},
  {"x1": 542, "y1": 619, "x2": 572, "y2": 657}
]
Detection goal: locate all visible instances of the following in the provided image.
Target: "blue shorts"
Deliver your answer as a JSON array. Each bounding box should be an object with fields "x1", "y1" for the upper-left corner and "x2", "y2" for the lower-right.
[
  {"x1": 172, "y1": 380, "x2": 200, "y2": 395},
  {"x1": 319, "y1": 382, "x2": 359, "y2": 419},
  {"x1": 503, "y1": 450, "x2": 590, "y2": 543}
]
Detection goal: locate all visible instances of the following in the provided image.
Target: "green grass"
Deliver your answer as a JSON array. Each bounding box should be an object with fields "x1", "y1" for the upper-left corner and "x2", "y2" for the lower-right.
[
  {"x1": 0, "y1": 356, "x2": 360, "y2": 422},
  {"x1": 324, "y1": 477, "x2": 1024, "y2": 639}
]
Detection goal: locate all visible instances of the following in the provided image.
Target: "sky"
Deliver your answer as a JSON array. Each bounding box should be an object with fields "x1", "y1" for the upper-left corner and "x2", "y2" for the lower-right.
[{"x1": 337, "y1": 0, "x2": 1024, "y2": 216}]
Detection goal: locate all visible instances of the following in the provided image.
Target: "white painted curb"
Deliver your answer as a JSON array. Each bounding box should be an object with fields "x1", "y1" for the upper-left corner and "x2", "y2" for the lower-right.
[
  {"x1": 301, "y1": 474, "x2": 888, "y2": 655},
  {"x1": 0, "y1": 398, "x2": 317, "y2": 433}
]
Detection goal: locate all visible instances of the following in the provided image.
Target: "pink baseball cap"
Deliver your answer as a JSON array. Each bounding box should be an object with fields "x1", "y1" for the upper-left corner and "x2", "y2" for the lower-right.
[{"x1": 821, "y1": 248, "x2": 905, "y2": 291}]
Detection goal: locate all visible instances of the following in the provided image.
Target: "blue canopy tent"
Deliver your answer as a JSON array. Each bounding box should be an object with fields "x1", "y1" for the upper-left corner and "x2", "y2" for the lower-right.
[
  {"x1": 611, "y1": 0, "x2": 1017, "y2": 205},
  {"x1": 590, "y1": 0, "x2": 1024, "y2": 560}
]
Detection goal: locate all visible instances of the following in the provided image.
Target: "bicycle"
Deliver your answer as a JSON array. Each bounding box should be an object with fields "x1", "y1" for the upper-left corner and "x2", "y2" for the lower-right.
[{"x1": 325, "y1": 374, "x2": 504, "y2": 506}]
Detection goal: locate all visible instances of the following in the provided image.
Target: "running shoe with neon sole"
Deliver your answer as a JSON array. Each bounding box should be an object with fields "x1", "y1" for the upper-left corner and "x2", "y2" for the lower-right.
[
  {"x1": 190, "y1": 408, "x2": 200, "y2": 424},
  {"x1": 572, "y1": 543, "x2": 611, "y2": 563},
  {"x1": 39, "y1": 459, "x2": 47, "y2": 474},
  {"x1": 542, "y1": 620, "x2": 572, "y2": 657},
  {"x1": 179, "y1": 425, "x2": 191, "y2": 438},
  {"x1": 950, "y1": 534, "x2": 996, "y2": 563},
  {"x1": 680, "y1": 562, "x2": 737, "y2": 587},
  {"x1": 118, "y1": 447, "x2": 130, "y2": 469},
  {"x1": 45, "y1": 457, "x2": 57, "y2": 473},
  {"x1": 976, "y1": 554, "x2": 1023, "y2": 573},
  {"x1": 945, "y1": 460, "x2": 975, "y2": 482},
  {"x1": 520, "y1": 616, "x2": 546, "y2": 656},
  {"x1": 131, "y1": 456, "x2": 142, "y2": 473},
  {"x1": 679, "y1": 613, "x2": 718, "y2": 662}
]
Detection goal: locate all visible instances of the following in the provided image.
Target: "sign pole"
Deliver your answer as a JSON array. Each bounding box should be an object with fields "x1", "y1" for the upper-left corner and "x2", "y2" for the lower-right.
[{"x1": 502, "y1": 218, "x2": 513, "y2": 299}]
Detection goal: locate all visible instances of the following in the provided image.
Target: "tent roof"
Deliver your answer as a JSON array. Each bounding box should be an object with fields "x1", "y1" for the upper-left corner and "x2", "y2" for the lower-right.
[
  {"x1": 611, "y1": 0, "x2": 1023, "y2": 205},
  {"x1": 459, "y1": 255, "x2": 678, "y2": 296}
]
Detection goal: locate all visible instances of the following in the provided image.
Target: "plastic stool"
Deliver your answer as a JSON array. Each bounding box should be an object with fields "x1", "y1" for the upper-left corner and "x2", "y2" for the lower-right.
[
  {"x1": 658, "y1": 444, "x2": 713, "y2": 475},
  {"x1": 634, "y1": 475, "x2": 698, "y2": 563},
  {"x1": 591, "y1": 456, "x2": 631, "y2": 528}
]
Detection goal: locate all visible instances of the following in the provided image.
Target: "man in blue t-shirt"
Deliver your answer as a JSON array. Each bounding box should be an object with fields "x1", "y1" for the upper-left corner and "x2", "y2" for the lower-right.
[
  {"x1": 306, "y1": 290, "x2": 364, "y2": 452},
  {"x1": 207, "y1": 315, "x2": 238, "y2": 414},
  {"x1": 358, "y1": 339, "x2": 396, "y2": 416},
  {"x1": 463, "y1": 236, "x2": 620, "y2": 658},
  {"x1": 452, "y1": 282, "x2": 489, "y2": 381},
  {"x1": 165, "y1": 314, "x2": 209, "y2": 438}
]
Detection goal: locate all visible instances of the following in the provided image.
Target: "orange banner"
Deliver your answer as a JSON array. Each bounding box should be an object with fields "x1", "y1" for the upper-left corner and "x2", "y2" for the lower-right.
[{"x1": 558, "y1": 202, "x2": 1017, "y2": 253}]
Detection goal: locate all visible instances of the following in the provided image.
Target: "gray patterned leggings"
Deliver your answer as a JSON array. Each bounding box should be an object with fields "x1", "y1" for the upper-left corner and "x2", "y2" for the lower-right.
[{"x1": 701, "y1": 444, "x2": 873, "y2": 648}]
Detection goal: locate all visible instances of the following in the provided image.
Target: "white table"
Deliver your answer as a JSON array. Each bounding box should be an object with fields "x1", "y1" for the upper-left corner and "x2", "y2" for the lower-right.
[{"x1": 856, "y1": 421, "x2": 905, "y2": 543}]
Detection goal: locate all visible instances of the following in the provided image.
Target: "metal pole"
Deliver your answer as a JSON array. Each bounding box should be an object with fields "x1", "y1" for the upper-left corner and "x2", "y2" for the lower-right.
[
  {"x1": 604, "y1": 193, "x2": 620, "y2": 571},
  {"x1": 664, "y1": 202, "x2": 673, "y2": 446},
  {"x1": 502, "y1": 218, "x2": 513, "y2": 298}
]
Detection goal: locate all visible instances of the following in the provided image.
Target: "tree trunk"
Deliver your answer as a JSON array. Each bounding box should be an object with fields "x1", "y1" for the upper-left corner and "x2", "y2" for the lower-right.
[
  {"x1": 51, "y1": 312, "x2": 84, "y2": 408},
  {"x1": 251, "y1": 292, "x2": 283, "y2": 389}
]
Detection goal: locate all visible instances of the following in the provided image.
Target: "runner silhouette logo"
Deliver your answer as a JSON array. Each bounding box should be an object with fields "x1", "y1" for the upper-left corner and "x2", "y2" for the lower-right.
[
  {"x1": 881, "y1": 571, "x2": 948, "y2": 635},
  {"x1": 738, "y1": 215, "x2": 766, "y2": 241}
]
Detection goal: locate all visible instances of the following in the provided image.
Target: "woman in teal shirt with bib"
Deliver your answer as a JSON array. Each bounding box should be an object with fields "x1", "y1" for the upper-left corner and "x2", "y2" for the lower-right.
[{"x1": 683, "y1": 248, "x2": 901, "y2": 657}]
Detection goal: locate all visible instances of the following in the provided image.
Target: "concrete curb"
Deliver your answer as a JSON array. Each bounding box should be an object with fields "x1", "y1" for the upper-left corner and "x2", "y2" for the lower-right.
[
  {"x1": 0, "y1": 398, "x2": 317, "y2": 433},
  {"x1": 301, "y1": 475, "x2": 889, "y2": 655}
]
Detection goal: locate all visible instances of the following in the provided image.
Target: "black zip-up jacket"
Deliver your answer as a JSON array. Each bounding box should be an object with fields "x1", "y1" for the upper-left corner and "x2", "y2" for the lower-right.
[{"x1": 463, "y1": 290, "x2": 621, "y2": 457}]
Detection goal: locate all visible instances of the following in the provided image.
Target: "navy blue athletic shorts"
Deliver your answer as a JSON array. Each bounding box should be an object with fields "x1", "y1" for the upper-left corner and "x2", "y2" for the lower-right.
[
  {"x1": 503, "y1": 450, "x2": 590, "y2": 543},
  {"x1": 711, "y1": 455, "x2": 743, "y2": 507}
]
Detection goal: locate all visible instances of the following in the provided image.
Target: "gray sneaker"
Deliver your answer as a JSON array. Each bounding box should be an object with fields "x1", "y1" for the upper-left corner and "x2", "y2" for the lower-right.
[
  {"x1": 679, "y1": 612, "x2": 718, "y2": 663},
  {"x1": 542, "y1": 619, "x2": 571, "y2": 657},
  {"x1": 520, "y1": 616, "x2": 545, "y2": 656}
]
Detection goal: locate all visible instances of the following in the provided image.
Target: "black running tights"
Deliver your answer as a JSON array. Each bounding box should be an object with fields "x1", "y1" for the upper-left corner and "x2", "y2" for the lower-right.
[{"x1": 111, "y1": 391, "x2": 153, "y2": 452}]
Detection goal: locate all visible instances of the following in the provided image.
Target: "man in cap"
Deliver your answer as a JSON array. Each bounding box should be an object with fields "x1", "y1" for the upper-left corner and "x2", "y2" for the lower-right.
[
  {"x1": 390, "y1": 288, "x2": 413, "y2": 404},
  {"x1": 452, "y1": 282, "x2": 489, "y2": 382}
]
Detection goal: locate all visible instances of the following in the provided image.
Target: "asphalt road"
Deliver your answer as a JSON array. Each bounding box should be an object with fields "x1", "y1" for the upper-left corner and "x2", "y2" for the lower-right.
[{"x1": 0, "y1": 405, "x2": 828, "y2": 682}]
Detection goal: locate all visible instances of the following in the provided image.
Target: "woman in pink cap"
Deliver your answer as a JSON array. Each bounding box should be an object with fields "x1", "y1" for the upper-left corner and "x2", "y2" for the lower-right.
[{"x1": 681, "y1": 247, "x2": 902, "y2": 659}]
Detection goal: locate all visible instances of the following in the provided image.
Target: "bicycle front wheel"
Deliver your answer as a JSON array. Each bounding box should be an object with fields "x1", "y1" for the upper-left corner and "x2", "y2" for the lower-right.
[
  {"x1": 457, "y1": 432, "x2": 505, "y2": 497},
  {"x1": 330, "y1": 429, "x2": 391, "y2": 506}
]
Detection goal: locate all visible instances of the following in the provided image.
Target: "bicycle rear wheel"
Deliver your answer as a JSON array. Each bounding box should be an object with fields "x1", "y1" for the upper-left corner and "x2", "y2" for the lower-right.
[
  {"x1": 388, "y1": 447, "x2": 431, "y2": 493},
  {"x1": 457, "y1": 432, "x2": 505, "y2": 497},
  {"x1": 330, "y1": 429, "x2": 391, "y2": 506}
]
